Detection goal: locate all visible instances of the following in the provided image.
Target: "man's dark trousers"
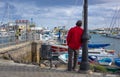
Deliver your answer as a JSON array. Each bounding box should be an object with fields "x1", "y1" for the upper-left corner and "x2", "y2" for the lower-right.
[{"x1": 67, "y1": 47, "x2": 79, "y2": 71}]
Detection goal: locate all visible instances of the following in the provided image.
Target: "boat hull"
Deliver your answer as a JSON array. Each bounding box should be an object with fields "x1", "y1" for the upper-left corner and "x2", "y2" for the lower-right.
[
  {"x1": 114, "y1": 58, "x2": 120, "y2": 67},
  {"x1": 58, "y1": 53, "x2": 97, "y2": 64},
  {"x1": 98, "y1": 58, "x2": 112, "y2": 66}
]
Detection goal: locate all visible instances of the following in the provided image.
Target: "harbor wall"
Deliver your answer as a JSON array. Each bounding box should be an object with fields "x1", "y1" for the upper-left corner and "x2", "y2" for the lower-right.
[{"x1": 0, "y1": 41, "x2": 42, "y2": 64}]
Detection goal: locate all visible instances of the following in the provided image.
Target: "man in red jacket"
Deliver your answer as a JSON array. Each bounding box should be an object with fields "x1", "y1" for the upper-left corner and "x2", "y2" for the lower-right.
[{"x1": 66, "y1": 20, "x2": 83, "y2": 71}]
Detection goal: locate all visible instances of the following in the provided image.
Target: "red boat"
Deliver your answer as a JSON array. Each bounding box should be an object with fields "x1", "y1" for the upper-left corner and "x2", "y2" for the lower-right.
[{"x1": 51, "y1": 44, "x2": 68, "y2": 52}]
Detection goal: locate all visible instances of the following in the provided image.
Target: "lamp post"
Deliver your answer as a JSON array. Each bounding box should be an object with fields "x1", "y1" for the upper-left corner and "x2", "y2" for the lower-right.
[
  {"x1": 26, "y1": 21, "x2": 28, "y2": 41},
  {"x1": 79, "y1": 0, "x2": 90, "y2": 72}
]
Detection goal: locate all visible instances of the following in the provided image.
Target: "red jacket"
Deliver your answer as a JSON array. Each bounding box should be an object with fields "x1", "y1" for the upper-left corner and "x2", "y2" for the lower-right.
[{"x1": 66, "y1": 26, "x2": 83, "y2": 50}]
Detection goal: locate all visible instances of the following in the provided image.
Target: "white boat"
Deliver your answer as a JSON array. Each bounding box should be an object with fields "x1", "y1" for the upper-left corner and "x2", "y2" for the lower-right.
[
  {"x1": 115, "y1": 34, "x2": 120, "y2": 39},
  {"x1": 98, "y1": 58, "x2": 112, "y2": 66},
  {"x1": 79, "y1": 48, "x2": 116, "y2": 61},
  {"x1": 58, "y1": 48, "x2": 116, "y2": 64},
  {"x1": 43, "y1": 43, "x2": 116, "y2": 65}
]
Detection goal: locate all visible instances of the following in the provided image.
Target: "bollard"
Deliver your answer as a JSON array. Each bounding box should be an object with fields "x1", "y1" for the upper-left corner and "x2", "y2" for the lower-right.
[{"x1": 31, "y1": 42, "x2": 40, "y2": 64}]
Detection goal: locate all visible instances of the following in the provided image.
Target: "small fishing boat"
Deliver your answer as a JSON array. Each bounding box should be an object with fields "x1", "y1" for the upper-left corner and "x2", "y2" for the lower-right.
[
  {"x1": 50, "y1": 43, "x2": 116, "y2": 61},
  {"x1": 58, "y1": 53, "x2": 68, "y2": 64},
  {"x1": 51, "y1": 44, "x2": 67, "y2": 52},
  {"x1": 98, "y1": 58, "x2": 112, "y2": 66},
  {"x1": 79, "y1": 48, "x2": 116, "y2": 61},
  {"x1": 114, "y1": 58, "x2": 120, "y2": 67},
  {"x1": 51, "y1": 43, "x2": 112, "y2": 52},
  {"x1": 59, "y1": 54, "x2": 113, "y2": 66},
  {"x1": 58, "y1": 48, "x2": 116, "y2": 64},
  {"x1": 58, "y1": 53, "x2": 97, "y2": 64},
  {"x1": 77, "y1": 55, "x2": 98, "y2": 64},
  {"x1": 88, "y1": 43, "x2": 110, "y2": 48}
]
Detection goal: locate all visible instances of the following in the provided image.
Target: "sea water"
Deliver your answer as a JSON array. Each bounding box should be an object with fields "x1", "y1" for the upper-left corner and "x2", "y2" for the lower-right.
[{"x1": 89, "y1": 34, "x2": 120, "y2": 55}]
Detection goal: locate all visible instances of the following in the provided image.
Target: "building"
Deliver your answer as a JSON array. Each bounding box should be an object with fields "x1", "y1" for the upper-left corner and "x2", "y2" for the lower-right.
[{"x1": 15, "y1": 20, "x2": 30, "y2": 31}]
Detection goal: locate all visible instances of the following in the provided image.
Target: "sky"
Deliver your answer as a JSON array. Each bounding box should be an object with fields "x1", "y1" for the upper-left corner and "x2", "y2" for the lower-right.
[{"x1": 0, "y1": 0, "x2": 120, "y2": 30}]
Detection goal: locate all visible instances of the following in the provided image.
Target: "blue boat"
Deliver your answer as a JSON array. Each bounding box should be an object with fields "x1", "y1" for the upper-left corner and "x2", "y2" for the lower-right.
[
  {"x1": 88, "y1": 43, "x2": 110, "y2": 48},
  {"x1": 78, "y1": 55, "x2": 97, "y2": 64},
  {"x1": 58, "y1": 53, "x2": 97, "y2": 64},
  {"x1": 114, "y1": 58, "x2": 120, "y2": 67},
  {"x1": 98, "y1": 58, "x2": 112, "y2": 66}
]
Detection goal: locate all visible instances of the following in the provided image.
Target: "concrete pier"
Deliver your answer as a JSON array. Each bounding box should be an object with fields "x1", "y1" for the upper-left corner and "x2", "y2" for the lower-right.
[
  {"x1": 0, "y1": 59, "x2": 119, "y2": 77},
  {"x1": 0, "y1": 42, "x2": 119, "y2": 77}
]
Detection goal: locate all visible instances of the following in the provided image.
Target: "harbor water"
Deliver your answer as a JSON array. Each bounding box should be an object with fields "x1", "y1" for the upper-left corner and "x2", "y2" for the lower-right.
[{"x1": 89, "y1": 34, "x2": 120, "y2": 55}]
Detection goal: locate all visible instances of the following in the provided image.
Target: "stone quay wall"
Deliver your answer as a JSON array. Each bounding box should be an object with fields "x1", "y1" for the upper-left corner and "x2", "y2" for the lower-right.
[{"x1": 0, "y1": 41, "x2": 42, "y2": 64}]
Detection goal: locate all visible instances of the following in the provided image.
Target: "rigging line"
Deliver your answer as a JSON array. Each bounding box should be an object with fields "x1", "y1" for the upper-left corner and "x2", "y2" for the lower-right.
[
  {"x1": 109, "y1": 8, "x2": 118, "y2": 28},
  {"x1": 113, "y1": 8, "x2": 120, "y2": 26},
  {"x1": 66, "y1": 0, "x2": 83, "y2": 28},
  {"x1": 113, "y1": 8, "x2": 120, "y2": 33},
  {"x1": 109, "y1": 9, "x2": 117, "y2": 29},
  {"x1": 116, "y1": 7, "x2": 120, "y2": 28},
  {"x1": 111, "y1": 8, "x2": 120, "y2": 30},
  {"x1": 111, "y1": 10, "x2": 117, "y2": 29},
  {"x1": 109, "y1": 7, "x2": 119, "y2": 31},
  {"x1": 110, "y1": 7, "x2": 118, "y2": 27},
  {"x1": 118, "y1": 8, "x2": 120, "y2": 29},
  {"x1": 116, "y1": 8, "x2": 120, "y2": 28}
]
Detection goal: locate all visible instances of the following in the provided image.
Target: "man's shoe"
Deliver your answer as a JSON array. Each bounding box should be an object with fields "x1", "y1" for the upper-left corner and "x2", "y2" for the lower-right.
[
  {"x1": 72, "y1": 69, "x2": 77, "y2": 71},
  {"x1": 67, "y1": 69, "x2": 72, "y2": 71},
  {"x1": 65, "y1": 69, "x2": 72, "y2": 72}
]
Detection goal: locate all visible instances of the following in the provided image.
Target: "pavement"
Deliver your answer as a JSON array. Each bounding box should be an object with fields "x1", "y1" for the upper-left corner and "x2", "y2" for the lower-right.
[{"x1": 0, "y1": 59, "x2": 119, "y2": 77}]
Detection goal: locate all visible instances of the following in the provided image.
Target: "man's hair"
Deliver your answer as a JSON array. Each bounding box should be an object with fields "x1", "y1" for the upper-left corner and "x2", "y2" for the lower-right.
[{"x1": 76, "y1": 20, "x2": 82, "y2": 26}]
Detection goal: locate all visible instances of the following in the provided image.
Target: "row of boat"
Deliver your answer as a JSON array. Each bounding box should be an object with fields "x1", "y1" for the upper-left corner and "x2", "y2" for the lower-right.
[
  {"x1": 39, "y1": 27, "x2": 120, "y2": 67},
  {"x1": 49, "y1": 43, "x2": 120, "y2": 67}
]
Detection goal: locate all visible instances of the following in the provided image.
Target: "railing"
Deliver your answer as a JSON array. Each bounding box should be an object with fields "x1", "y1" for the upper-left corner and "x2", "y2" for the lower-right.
[{"x1": 0, "y1": 32, "x2": 41, "y2": 48}]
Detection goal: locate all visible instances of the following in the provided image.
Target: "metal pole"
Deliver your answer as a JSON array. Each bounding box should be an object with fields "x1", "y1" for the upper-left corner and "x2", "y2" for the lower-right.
[
  {"x1": 79, "y1": 0, "x2": 90, "y2": 72},
  {"x1": 26, "y1": 21, "x2": 27, "y2": 41}
]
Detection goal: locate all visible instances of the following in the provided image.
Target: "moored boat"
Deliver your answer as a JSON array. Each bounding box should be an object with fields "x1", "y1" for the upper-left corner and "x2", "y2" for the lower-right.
[
  {"x1": 58, "y1": 53, "x2": 97, "y2": 64},
  {"x1": 50, "y1": 43, "x2": 112, "y2": 52},
  {"x1": 114, "y1": 58, "x2": 120, "y2": 67},
  {"x1": 98, "y1": 58, "x2": 112, "y2": 66},
  {"x1": 79, "y1": 48, "x2": 116, "y2": 61},
  {"x1": 58, "y1": 48, "x2": 116, "y2": 64},
  {"x1": 49, "y1": 43, "x2": 117, "y2": 65}
]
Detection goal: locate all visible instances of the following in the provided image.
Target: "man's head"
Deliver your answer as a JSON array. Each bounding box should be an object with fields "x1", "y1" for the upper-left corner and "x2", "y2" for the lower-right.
[{"x1": 76, "y1": 20, "x2": 82, "y2": 26}]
